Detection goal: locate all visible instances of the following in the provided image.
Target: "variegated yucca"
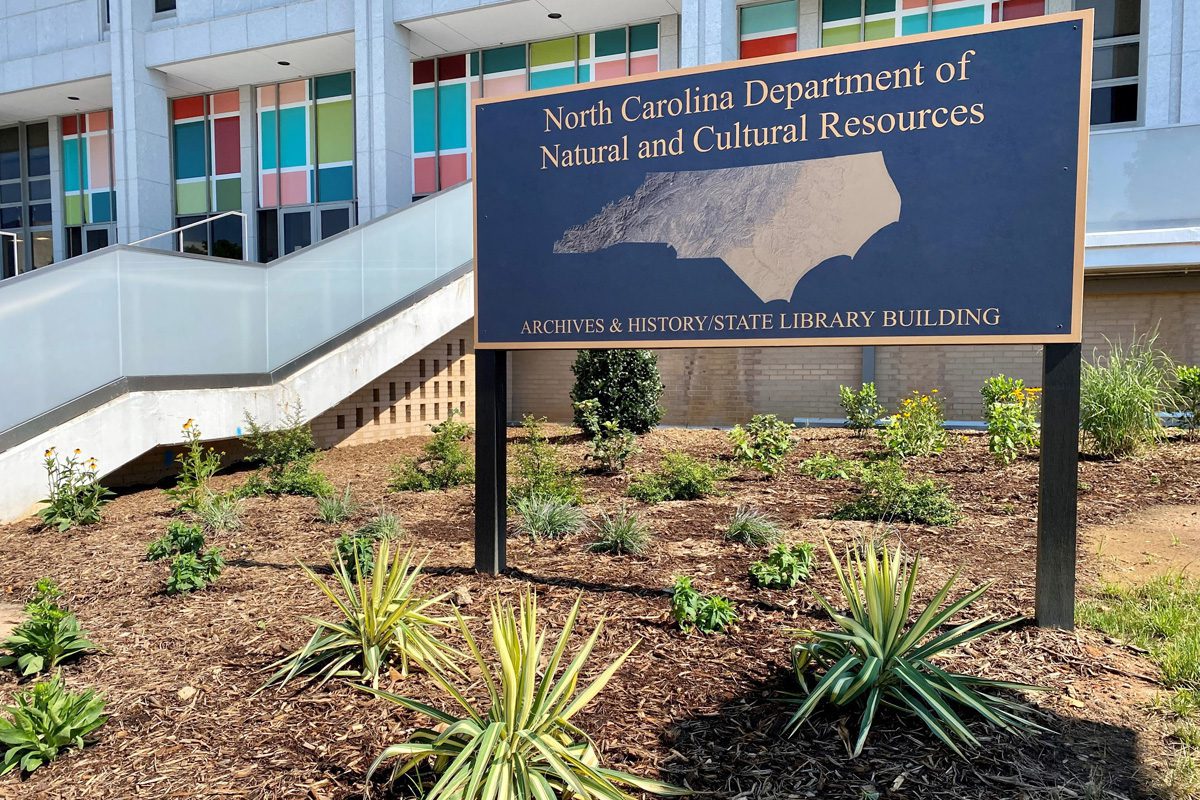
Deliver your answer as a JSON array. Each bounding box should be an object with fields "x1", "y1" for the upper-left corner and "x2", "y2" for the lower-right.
[
  {"x1": 785, "y1": 540, "x2": 1046, "y2": 756},
  {"x1": 363, "y1": 591, "x2": 687, "y2": 800}
]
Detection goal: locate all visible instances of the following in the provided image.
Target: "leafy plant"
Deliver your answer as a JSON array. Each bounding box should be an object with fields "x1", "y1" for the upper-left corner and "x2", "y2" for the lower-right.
[
  {"x1": 786, "y1": 540, "x2": 1045, "y2": 756},
  {"x1": 264, "y1": 541, "x2": 459, "y2": 689},
  {"x1": 799, "y1": 452, "x2": 864, "y2": 480},
  {"x1": 589, "y1": 506, "x2": 650, "y2": 555},
  {"x1": 316, "y1": 483, "x2": 358, "y2": 524},
  {"x1": 669, "y1": 576, "x2": 702, "y2": 628},
  {"x1": 833, "y1": 459, "x2": 958, "y2": 526},
  {"x1": 165, "y1": 419, "x2": 224, "y2": 512},
  {"x1": 357, "y1": 511, "x2": 404, "y2": 540},
  {"x1": 508, "y1": 415, "x2": 582, "y2": 506},
  {"x1": 840, "y1": 383, "x2": 885, "y2": 437},
  {"x1": 0, "y1": 674, "x2": 106, "y2": 776},
  {"x1": 1081, "y1": 333, "x2": 1177, "y2": 457},
  {"x1": 192, "y1": 491, "x2": 244, "y2": 532},
  {"x1": 574, "y1": 398, "x2": 638, "y2": 474},
  {"x1": 147, "y1": 520, "x2": 206, "y2": 561},
  {"x1": 984, "y1": 382, "x2": 1041, "y2": 466},
  {"x1": 363, "y1": 592, "x2": 683, "y2": 800},
  {"x1": 729, "y1": 414, "x2": 794, "y2": 477},
  {"x1": 0, "y1": 582, "x2": 95, "y2": 676},
  {"x1": 391, "y1": 409, "x2": 475, "y2": 492},
  {"x1": 882, "y1": 390, "x2": 947, "y2": 458},
  {"x1": 749, "y1": 542, "x2": 816, "y2": 589},
  {"x1": 1175, "y1": 365, "x2": 1200, "y2": 435},
  {"x1": 167, "y1": 548, "x2": 225, "y2": 594},
  {"x1": 243, "y1": 399, "x2": 318, "y2": 476},
  {"x1": 513, "y1": 493, "x2": 587, "y2": 542},
  {"x1": 628, "y1": 452, "x2": 725, "y2": 503},
  {"x1": 336, "y1": 533, "x2": 378, "y2": 581},
  {"x1": 724, "y1": 505, "x2": 782, "y2": 547},
  {"x1": 695, "y1": 595, "x2": 737, "y2": 634},
  {"x1": 269, "y1": 462, "x2": 335, "y2": 497},
  {"x1": 669, "y1": 577, "x2": 735, "y2": 634},
  {"x1": 981, "y1": 375, "x2": 1027, "y2": 411},
  {"x1": 571, "y1": 349, "x2": 665, "y2": 435},
  {"x1": 37, "y1": 448, "x2": 113, "y2": 532}
]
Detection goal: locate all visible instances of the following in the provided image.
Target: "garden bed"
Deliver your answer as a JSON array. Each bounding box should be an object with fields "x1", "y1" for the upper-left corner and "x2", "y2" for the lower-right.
[{"x1": 1, "y1": 427, "x2": 1198, "y2": 799}]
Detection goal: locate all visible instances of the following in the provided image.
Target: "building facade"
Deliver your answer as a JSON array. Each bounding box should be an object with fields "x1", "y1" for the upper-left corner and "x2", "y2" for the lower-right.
[{"x1": 0, "y1": 0, "x2": 1196, "y2": 431}]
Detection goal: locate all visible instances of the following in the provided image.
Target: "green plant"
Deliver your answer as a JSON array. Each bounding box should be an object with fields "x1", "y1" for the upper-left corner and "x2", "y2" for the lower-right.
[
  {"x1": 362, "y1": 592, "x2": 683, "y2": 800},
  {"x1": 1081, "y1": 333, "x2": 1177, "y2": 457},
  {"x1": 840, "y1": 383, "x2": 885, "y2": 437},
  {"x1": 164, "y1": 419, "x2": 224, "y2": 512},
  {"x1": 24, "y1": 579, "x2": 63, "y2": 617},
  {"x1": 269, "y1": 462, "x2": 335, "y2": 497},
  {"x1": 729, "y1": 414, "x2": 794, "y2": 477},
  {"x1": 571, "y1": 349, "x2": 665, "y2": 435},
  {"x1": 724, "y1": 505, "x2": 782, "y2": 546},
  {"x1": 316, "y1": 483, "x2": 358, "y2": 524},
  {"x1": 749, "y1": 543, "x2": 816, "y2": 589},
  {"x1": 147, "y1": 520, "x2": 206, "y2": 561},
  {"x1": 357, "y1": 511, "x2": 404, "y2": 540},
  {"x1": 669, "y1": 576, "x2": 701, "y2": 627},
  {"x1": 0, "y1": 674, "x2": 106, "y2": 776},
  {"x1": 589, "y1": 506, "x2": 650, "y2": 555},
  {"x1": 1175, "y1": 365, "x2": 1200, "y2": 434},
  {"x1": 231, "y1": 472, "x2": 269, "y2": 499},
  {"x1": 984, "y1": 383, "x2": 1041, "y2": 466},
  {"x1": 167, "y1": 548, "x2": 225, "y2": 594},
  {"x1": 243, "y1": 399, "x2": 318, "y2": 476},
  {"x1": 798, "y1": 452, "x2": 864, "y2": 480},
  {"x1": 695, "y1": 595, "x2": 737, "y2": 634},
  {"x1": 513, "y1": 493, "x2": 587, "y2": 542},
  {"x1": 264, "y1": 541, "x2": 460, "y2": 689},
  {"x1": 833, "y1": 459, "x2": 958, "y2": 526},
  {"x1": 981, "y1": 375, "x2": 1025, "y2": 410},
  {"x1": 882, "y1": 390, "x2": 947, "y2": 458},
  {"x1": 0, "y1": 583, "x2": 95, "y2": 676},
  {"x1": 36, "y1": 448, "x2": 113, "y2": 532},
  {"x1": 391, "y1": 409, "x2": 475, "y2": 492},
  {"x1": 786, "y1": 540, "x2": 1045, "y2": 756},
  {"x1": 508, "y1": 415, "x2": 582, "y2": 506},
  {"x1": 336, "y1": 533, "x2": 378, "y2": 581},
  {"x1": 669, "y1": 577, "x2": 735, "y2": 634},
  {"x1": 574, "y1": 398, "x2": 638, "y2": 474},
  {"x1": 191, "y1": 491, "x2": 244, "y2": 532},
  {"x1": 628, "y1": 452, "x2": 725, "y2": 503}
]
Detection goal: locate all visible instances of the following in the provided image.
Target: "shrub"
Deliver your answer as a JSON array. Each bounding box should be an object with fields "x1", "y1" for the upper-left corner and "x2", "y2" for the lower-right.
[
  {"x1": 264, "y1": 541, "x2": 460, "y2": 689},
  {"x1": 571, "y1": 349, "x2": 664, "y2": 435},
  {"x1": 513, "y1": 493, "x2": 587, "y2": 542},
  {"x1": 357, "y1": 511, "x2": 403, "y2": 540},
  {"x1": 37, "y1": 448, "x2": 113, "y2": 532},
  {"x1": 363, "y1": 592, "x2": 682, "y2": 800},
  {"x1": 724, "y1": 505, "x2": 782, "y2": 547},
  {"x1": 695, "y1": 595, "x2": 737, "y2": 634},
  {"x1": 1081, "y1": 333, "x2": 1177, "y2": 457},
  {"x1": 840, "y1": 382, "x2": 885, "y2": 437},
  {"x1": 749, "y1": 543, "x2": 816, "y2": 589},
  {"x1": 798, "y1": 452, "x2": 863, "y2": 480},
  {"x1": 0, "y1": 674, "x2": 106, "y2": 776},
  {"x1": 669, "y1": 576, "x2": 735, "y2": 634},
  {"x1": 167, "y1": 548, "x2": 225, "y2": 595},
  {"x1": 231, "y1": 472, "x2": 269, "y2": 499},
  {"x1": 0, "y1": 582, "x2": 95, "y2": 676},
  {"x1": 589, "y1": 506, "x2": 650, "y2": 555},
  {"x1": 882, "y1": 390, "x2": 947, "y2": 458},
  {"x1": 243, "y1": 399, "x2": 317, "y2": 476},
  {"x1": 508, "y1": 415, "x2": 582, "y2": 506},
  {"x1": 669, "y1": 576, "x2": 701, "y2": 627},
  {"x1": 147, "y1": 520, "x2": 206, "y2": 561},
  {"x1": 315, "y1": 484, "x2": 357, "y2": 524},
  {"x1": 1175, "y1": 365, "x2": 1200, "y2": 434},
  {"x1": 833, "y1": 459, "x2": 958, "y2": 526},
  {"x1": 269, "y1": 462, "x2": 335, "y2": 497},
  {"x1": 165, "y1": 419, "x2": 224, "y2": 512},
  {"x1": 729, "y1": 414, "x2": 795, "y2": 477},
  {"x1": 786, "y1": 540, "x2": 1045, "y2": 756},
  {"x1": 574, "y1": 398, "x2": 638, "y2": 474},
  {"x1": 628, "y1": 452, "x2": 724, "y2": 503},
  {"x1": 191, "y1": 492, "x2": 243, "y2": 532},
  {"x1": 981, "y1": 374, "x2": 1026, "y2": 410},
  {"x1": 335, "y1": 533, "x2": 377, "y2": 581},
  {"x1": 984, "y1": 383, "x2": 1041, "y2": 466},
  {"x1": 391, "y1": 409, "x2": 475, "y2": 492}
]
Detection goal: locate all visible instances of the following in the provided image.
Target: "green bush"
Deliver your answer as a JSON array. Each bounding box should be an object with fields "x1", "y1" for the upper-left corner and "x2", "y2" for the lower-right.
[
  {"x1": 391, "y1": 409, "x2": 475, "y2": 492},
  {"x1": 749, "y1": 542, "x2": 815, "y2": 589},
  {"x1": 1176, "y1": 365, "x2": 1200, "y2": 434},
  {"x1": 882, "y1": 390, "x2": 947, "y2": 458},
  {"x1": 984, "y1": 382, "x2": 1041, "y2": 466},
  {"x1": 839, "y1": 382, "x2": 885, "y2": 437},
  {"x1": 315, "y1": 484, "x2": 357, "y2": 524},
  {"x1": 147, "y1": 520, "x2": 206, "y2": 561},
  {"x1": 269, "y1": 463, "x2": 335, "y2": 497},
  {"x1": 167, "y1": 549, "x2": 225, "y2": 594},
  {"x1": 981, "y1": 374, "x2": 1026, "y2": 410},
  {"x1": 729, "y1": 414, "x2": 794, "y2": 477},
  {"x1": 191, "y1": 492, "x2": 243, "y2": 532},
  {"x1": 833, "y1": 459, "x2": 958, "y2": 526},
  {"x1": 669, "y1": 576, "x2": 735, "y2": 634},
  {"x1": 357, "y1": 511, "x2": 403, "y2": 540},
  {"x1": 0, "y1": 674, "x2": 106, "y2": 776},
  {"x1": 1081, "y1": 333, "x2": 1177, "y2": 457},
  {"x1": 724, "y1": 505, "x2": 782, "y2": 547},
  {"x1": 589, "y1": 506, "x2": 650, "y2": 555},
  {"x1": 798, "y1": 452, "x2": 864, "y2": 480},
  {"x1": 243, "y1": 400, "x2": 317, "y2": 475},
  {"x1": 513, "y1": 494, "x2": 587, "y2": 542},
  {"x1": 37, "y1": 448, "x2": 113, "y2": 532},
  {"x1": 164, "y1": 419, "x2": 224, "y2": 512},
  {"x1": 0, "y1": 582, "x2": 95, "y2": 676},
  {"x1": 628, "y1": 452, "x2": 725, "y2": 503},
  {"x1": 508, "y1": 415, "x2": 582, "y2": 506},
  {"x1": 570, "y1": 349, "x2": 664, "y2": 435},
  {"x1": 335, "y1": 533, "x2": 377, "y2": 581},
  {"x1": 574, "y1": 398, "x2": 638, "y2": 474}
]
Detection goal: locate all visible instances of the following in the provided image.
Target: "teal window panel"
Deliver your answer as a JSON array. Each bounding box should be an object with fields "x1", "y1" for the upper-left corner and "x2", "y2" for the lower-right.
[
  {"x1": 931, "y1": 5, "x2": 984, "y2": 30},
  {"x1": 741, "y1": 1, "x2": 797, "y2": 36},
  {"x1": 413, "y1": 87, "x2": 437, "y2": 154},
  {"x1": 62, "y1": 139, "x2": 81, "y2": 192},
  {"x1": 866, "y1": 0, "x2": 896, "y2": 14},
  {"x1": 173, "y1": 120, "x2": 207, "y2": 180},
  {"x1": 902, "y1": 12, "x2": 930, "y2": 34},
  {"x1": 530, "y1": 65, "x2": 577, "y2": 89},
  {"x1": 90, "y1": 190, "x2": 113, "y2": 223},
  {"x1": 482, "y1": 44, "x2": 526, "y2": 74},
  {"x1": 436, "y1": 83, "x2": 468, "y2": 151},
  {"x1": 470, "y1": 51, "x2": 480, "y2": 76},
  {"x1": 317, "y1": 164, "x2": 353, "y2": 202},
  {"x1": 278, "y1": 106, "x2": 309, "y2": 168},
  {"x1": 630, "y1": 22, "x2": 658, "y2": 52},
  {"x1": 314, "y1": 71, "x2": 352, "y2": 100},
  {"x1": 822, "y1": 0, "x2": 862, "y2": 23},
  {"x1": 259, "y1": 110, "x2": 278, "y2": 170},
  {"x1": 578, "y1": 64, "x2": 591, "y2": 82},
  {"x1": 594, "y1": 28, "x2": 626, "y2": 57}
]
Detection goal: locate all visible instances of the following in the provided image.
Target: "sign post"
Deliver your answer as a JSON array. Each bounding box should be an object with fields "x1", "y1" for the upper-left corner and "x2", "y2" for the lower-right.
[{"x1": 471, "y1": 12, "x2": 1092, "y2": 628}]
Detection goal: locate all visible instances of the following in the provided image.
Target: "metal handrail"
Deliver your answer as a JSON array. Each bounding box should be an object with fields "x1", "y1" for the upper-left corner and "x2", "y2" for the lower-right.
[
  {"x1": 0, "y1": 231, "x2": 18, "y2": 275},
  {"x1": 128, "y1": 210, "x2": 249, "y2": 259}
]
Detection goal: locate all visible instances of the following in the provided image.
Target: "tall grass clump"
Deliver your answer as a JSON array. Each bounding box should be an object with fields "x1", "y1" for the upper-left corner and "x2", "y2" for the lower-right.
[{"x1": 1080, "y1": 333, "x2": 1177, "y2": 458}]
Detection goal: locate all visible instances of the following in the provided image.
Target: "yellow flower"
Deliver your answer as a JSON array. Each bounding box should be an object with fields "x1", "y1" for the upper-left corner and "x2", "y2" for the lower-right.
[
  {"x1": 932, "y1": 389, "x2": 939, "y2": 393},
  {"x1": 74, "y1": 448, "x2": 81, "y2": 455},
  {"x1": 44, "y1": 449, "x2": 52, "y2": 457},
  {"x1": 183, "y1": 419, "x2": 194, "y2": 430}
]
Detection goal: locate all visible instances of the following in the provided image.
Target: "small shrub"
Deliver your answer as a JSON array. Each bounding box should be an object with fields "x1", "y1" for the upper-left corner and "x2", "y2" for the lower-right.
[
  {"x1": 695, "y1": 595, "x2": 737, "y2": 634},
  {"x1": 269, "y1": 462, "x2": 335, "y2": 497},
  {"x1": 669, "y1": 576, "x2": 735, "y2": 634},
  {"x1": 167, "y1": 548, "x2": 225, "y2": 595},
  {"x1": 191, "y1": 492, "x2": 243, "y2": 532},
  {"x1": 0, "y1": 582, "x2": 95, "y2": 676},
  {"x1": 724, "y1": 505, "x2": 782, "y2": 546},
  {"x1": 165, "y1": 419, "x2": 224, "y2": 512},
  {"x1": 335, "y1": 533, "x2": 377, "y2": 581},
  {"x1": 798, "y1": 452, "x2": 863, "y2": 480},
  {"x1": 840, "y1": 382, "x2": 885, "y2": 436},
  {"x1": 147, "y1": 520, "x2": 205, "y2": 561},
  {"x1": 669, "y1": 576, "x2": 701, "y2": 627},
  {"x1": 243, "y1": 399, "x2": 317, "y2": 476},
  {"x1": 628, "y1": 452, "x2": 725, "y2": 503},
  {"x1": 37, "y1": 448, "x2": 113, "y2": 532},
  {"x1": 0, "y1": 674, "x2": 106, "y2": 776},
  {"x1": 984, "y1": 383, "x2": 1041, "y2": 466},
  {"x1": 729, "y1": 414, "x2": 794, "y2": 477},
  {"x1": 1175, "y1": 364, "x2": 1200, "y2": 434},
  {"x1": 749, "y1": 543, "x2": 816, "y2": 589},
  {"x1": 508, "y1": 415, "x2": 582, "y2": 506},
  {"x1": 513, "y1": 494, "x2": 587, "y2": 542},
  {"x1": 574, "y1": 398, "x2": 638, "y2": 474},
  {"x1": 833, "y1": 459, "x2": 958, "y2": 526},
  {"x1": 391, "y1": 409, "x2": 475, "y2": 492},
  {"x1": 570, "y1": 349, "x2": 664, "y2": 435},
  {"x1": 589, "y1": 506, "x2": 650, "y2": 555},
  {"x1": 981, "y1": 374, "x2": 1026, "y2": 410},
  {"x1": 315, "y1": 484, "x2": 357, "y2": 524},
  {"x1": 357, "y1": 511, "x2": 403, "y2": 540},
  {"x1": 1081, "y1": 333, "x2": 1176, "y2": 457},
  {"x1": 882, "y1": 390, "x2": 947, "y2": 458},
  {"x1": 231, "y1": 472, "x2": 269, "y2": 499}
]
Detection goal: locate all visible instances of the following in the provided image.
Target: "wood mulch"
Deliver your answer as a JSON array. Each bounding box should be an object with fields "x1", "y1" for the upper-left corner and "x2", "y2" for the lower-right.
[{"x1": 0, "y1": 427, "x2": 1198, "y2": 799}]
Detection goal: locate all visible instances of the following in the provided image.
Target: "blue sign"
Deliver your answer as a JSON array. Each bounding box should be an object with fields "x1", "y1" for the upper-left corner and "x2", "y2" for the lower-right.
[{"x1": 473, "y1": 13, "x2": 1090, "y2": 349}]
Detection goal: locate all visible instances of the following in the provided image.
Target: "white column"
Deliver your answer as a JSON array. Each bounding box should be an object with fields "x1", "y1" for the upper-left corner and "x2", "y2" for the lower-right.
[
  {"x1": 239, "y1": 85, "x2": 258, "y2": 260},
  {"x1": 1142, "y1": 0, "x2": 1182, "y2": 126},
  {"x1": 659, "y1": 15, "x2": 680, "y2": 70},
  {"x1": 797, "y1": 0, "x2": 820, "y2": 51},
  {"x1": 47, "y1": 116, "x2": 65, "y2": 264},
  {"x1": 1182, "y1": 0, "x2": 1200, "y2": 123},
  {"x1": 679, "y1": 0, "x2": 738, "y2": 68},
  {"x1": 355, "y1": 0, "x2": 413, "y2": 221}
]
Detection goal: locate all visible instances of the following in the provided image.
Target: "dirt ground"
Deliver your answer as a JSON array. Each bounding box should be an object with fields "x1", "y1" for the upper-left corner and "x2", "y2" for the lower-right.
[
  {"x1": 0, "y1": 427, "x2": 1198, "y2": 799},
  {"x1": 1085, "y1": 505, "x2": 1200, "y2": 582}
]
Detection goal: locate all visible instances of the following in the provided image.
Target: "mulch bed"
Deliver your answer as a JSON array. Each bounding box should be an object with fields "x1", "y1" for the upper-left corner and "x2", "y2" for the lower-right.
[{"x1": 0, "y1": 427, "x2": 1198, "y2": 799}]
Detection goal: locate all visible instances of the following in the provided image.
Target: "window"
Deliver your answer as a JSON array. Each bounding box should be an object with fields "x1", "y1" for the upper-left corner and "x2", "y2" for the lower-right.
[
  {"x1": 61, "y1": 111, "x2": 117, "y2": 259},
  {"x1": 1078, "y1": 0, "x2": 1141, "y2": 125},
  {"x1": 170, "y1": 91, "x2": 244, "y2": 259},
  {"x1": 154, "y1": 0, "x2": 175, "y2": 13},
  {"x1": 1, "y1": 122, "x2": 55, "y2": 278}
]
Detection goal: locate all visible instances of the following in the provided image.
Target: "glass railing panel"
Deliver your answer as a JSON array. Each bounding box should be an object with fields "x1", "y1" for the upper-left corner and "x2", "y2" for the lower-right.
[
  {"x1": 1088, "y1": 124, "x2": 1200, "y2": 232},
  {"x1": 435, "y1": 183, "x2": 474, "y2": 275},
  {"x1": 361, "y1": 194, "x2": 440, "y2": 318}
]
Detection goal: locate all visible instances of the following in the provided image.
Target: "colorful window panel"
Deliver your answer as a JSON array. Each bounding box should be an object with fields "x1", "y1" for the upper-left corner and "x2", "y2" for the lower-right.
[
  {"x1": 740, "y1": 1, "x2": 798, "y2": 58},
  {"x1": 171, "y1": 91, "x2": 242, "y2": 216},
  {"x1": 412, "y1": 55, "x2": 475, "y2": 196},
  {"x1": 61, "y1": 111, "x2": 116, "y2": 226},
  {"x1": 819, "y1": 1, "x2": 1045, "y2": 46}
]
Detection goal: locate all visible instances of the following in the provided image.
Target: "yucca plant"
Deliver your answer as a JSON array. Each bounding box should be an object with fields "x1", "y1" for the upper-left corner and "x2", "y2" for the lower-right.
[
  {"x1": 786, "y1": 540, "x2": 1045, "y2": 757},
  {"x1": 363, "y1": 592, "x2": 685, "y2": 800},
  {"x1": 0, "y1": 674, "x2": 106, "y2": 776},
  {"x1": 263, "y1": 540, "x2": 460, "y2": 690}
]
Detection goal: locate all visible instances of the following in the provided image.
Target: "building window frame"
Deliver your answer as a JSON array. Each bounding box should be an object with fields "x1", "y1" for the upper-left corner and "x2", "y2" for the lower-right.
[
  {"x1": 1, "y1": 121, "x2": 55, "y2": 279},
  {"x1": 170, "y1": 91, "x2": 246, "y2": 259},
  {"x1": 1077, "y1": 0, "x2": 1146, "y2": 129}
]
